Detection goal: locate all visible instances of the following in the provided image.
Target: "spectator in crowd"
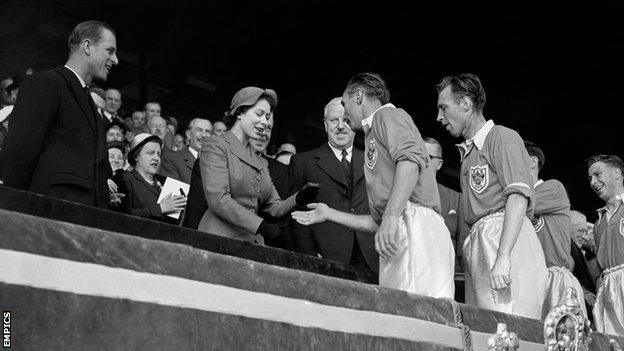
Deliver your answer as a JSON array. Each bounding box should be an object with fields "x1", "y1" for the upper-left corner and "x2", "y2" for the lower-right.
[
  {"x1": 197, "y1": 86, "x2": 317, "y2": 243},
  {"x1": 0, "y1": 76, "x2": 18, "y2": 108},
  {"x1": 254, "y1": 114, "x2": 293, "y2": 249},
  {"x1": 148, "y1": 116, "x2": 167, "y2": 142},
  {"x1": 173, "y1": 132, "x2": 186, "y2": 151},
  {"x1": 115, "y1": 133, "x2": 186, "y2": 223},
  {"x1": 213, "y1": 120, "x2": 227, "y2": 136},
  {"x1": 105, "y1": 120, "x2": 126, "y2": 143},
  {"x1": 435, "y1": 73, "x2": 547, "y2": 318},
  {"x1": 144, "y1": 101, "x2": 161, "y2": 120},
  {"x1": 89, "y1": 85, "x2": 106, "y2": 110},
  {"x1": 524, "y1": 140, "x2": 586, "y2": 317},
  {"x1": 102, "y1": 88, "x2": 123, "y2": 123},
  {"x1": 0, "y1": 76, "x2": 21, "y2": 148},
  {"x1": 586, "y1": 154, "x2": 624, "y2": 335},
  {"x1": 293, "y1": 73, "x2": 454, "y2": 298},
  {"x1": 160, "y1": 118, "x2": 211, "y2": 184},
  {"x1": 106, "y1": 141, "x2": 126, "y2": 207},
  {"x1": 275, "y1": 142, "x2": 296, "y2": 165},
  {"x1": 107, "y1": 141, "x2": 126, "y2": 173},
  {"x1": 424, "y1": 137, "x2": 469, "y2": 273},
  {"x1": 127, "y1": 110, "x2": 148, "y2": 135},
  {"x1": 569, "y1": 209, "x2": 598, "y2": 319},
  {"x1": 0, "y1": 20, "x2": 118, "y2": 208},
  {"x1": 289, "y1": 97, "x2": 377, "y2": 272}
]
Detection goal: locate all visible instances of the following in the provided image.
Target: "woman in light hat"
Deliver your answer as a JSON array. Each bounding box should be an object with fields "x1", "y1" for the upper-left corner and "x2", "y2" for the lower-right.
[
  {"x1": 116, "y1": 133, "x2": 186, "y2": 223},
  {"x1": 198, "y1": 87, "x2": 318, "y2": 243}
]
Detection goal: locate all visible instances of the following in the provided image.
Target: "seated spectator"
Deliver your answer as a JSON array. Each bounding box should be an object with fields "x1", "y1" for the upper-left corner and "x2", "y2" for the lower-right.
[
  {"x1": 115, "y1": 133, "x2": 186, "y2": 223},
  {"x1": 107, "y1": 141, "x2": 127, "y2": 207},
  {"x1": 125, "y1": 110, "x2": 148, "y2": 135},
  {"x1": 105, "y1": 120, "x2": 126, "y2": 143},
  {"x1": 166, "y1": 116, "x2": 178, "y2": 135},
  {"x1": 144, "y1": 101, "x2": 161, "y2": 120},
  {"x1": 173, "y1": 132, "x2": 186, "y2": 151},
  {"x1": 102, "y1": 88, "x2": 123, "y2": 123},
  {"x1": 148, "y1": 116, "x2": 167, "y2": 141},
  {"x1": 160, "y1": 118, "x2": 211, "y2": 184},
  {"x1": 213, "y1": 120, "x2": 227, "y2": 136},
  {"x1": 569, "y1": 209, "x2": 598, "y2": 320}
]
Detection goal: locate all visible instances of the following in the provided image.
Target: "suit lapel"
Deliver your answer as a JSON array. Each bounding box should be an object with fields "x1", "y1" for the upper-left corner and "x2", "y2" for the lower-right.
[
  {"x1": 315, "y1": 143, "x2": 349, "y2": 188},
  {"x1": 183, "y1": 147, "x2": 196, "y2": 171},
  {"x1": 224, "y1": 132, "x2": 261, "y2": 171},
  {"x1": 352, "y1": 148, "x2": 364, "y2": 184},
  {"x1": 55, "y1": 66, "x2": 96, "y2": 135}
]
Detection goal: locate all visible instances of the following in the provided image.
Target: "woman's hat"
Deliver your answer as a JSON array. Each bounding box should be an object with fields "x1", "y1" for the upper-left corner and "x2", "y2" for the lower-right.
[
  {"x1": 106, "y1": 140, "x2": 126, "y2": 154},
  {"x1": 128, "y1": 133, "x2": 162, "y2": 162},
  {"x1": 230, "y1": 87, "x2": 278, "y2": 115}
]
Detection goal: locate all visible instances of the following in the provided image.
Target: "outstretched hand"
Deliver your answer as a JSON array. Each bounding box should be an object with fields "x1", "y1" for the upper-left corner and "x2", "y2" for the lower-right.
[{"x1": 291, "y1": 203, "x2": 330, "y2": 225}]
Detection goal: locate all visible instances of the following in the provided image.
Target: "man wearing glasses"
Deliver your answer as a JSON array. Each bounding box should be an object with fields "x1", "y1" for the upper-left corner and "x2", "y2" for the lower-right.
[
  {"x1": 289, "y1": 97, "x2": 378, "y2": 273},
  {"x1": 424, "y1": 137, "x2": 469, "y2": 274}
]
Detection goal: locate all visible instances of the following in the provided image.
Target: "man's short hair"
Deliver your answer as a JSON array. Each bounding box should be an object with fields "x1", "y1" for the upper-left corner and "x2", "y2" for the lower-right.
[
  {"x1": 144, "y1": 101, "x2": 160, "y2": 110},
  {"x1": 524, "y1": 140, "x2": 545, "y2": 171},
  {"x1": 423, "y1": 136, "x2": 443, "y2": 156},
  {"x1": 345, "y1": 72, "x2": 390, "y2": 104},
  {"x1": 585, "y1": 154, "x2": 624, "y2": 175},
  {"x1": 435, "y1": 73, "x2": 487, "y2": 113},
  {"x1": 67, "y1": 20, "x2": 116, "y2": 54}
]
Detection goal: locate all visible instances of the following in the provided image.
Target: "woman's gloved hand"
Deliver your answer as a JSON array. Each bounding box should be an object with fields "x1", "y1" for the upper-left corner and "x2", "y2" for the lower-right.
[{"x1": 295, "y1": 182, "x2": 321, "y2": 206}]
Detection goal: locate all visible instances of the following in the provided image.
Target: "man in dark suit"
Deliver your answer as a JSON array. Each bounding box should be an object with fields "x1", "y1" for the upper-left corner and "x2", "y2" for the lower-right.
[
  {"x1": 289, "y1": 97, "x2": 377, "y2": 272},
  {"x1": 160, "y1": 118, "x2": 212, "y2": 184},
  {"x1": 424, "y1": 137, "x2": 469, "y2": 271},
  {"x1": 0, "y1": 20, "x2": 118, "y2": 208}
]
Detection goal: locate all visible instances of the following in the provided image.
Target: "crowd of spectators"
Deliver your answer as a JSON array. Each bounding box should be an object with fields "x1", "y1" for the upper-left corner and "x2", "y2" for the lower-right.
[{"x1": 0, "y1": 20, "x2": 621, "y2": 336}]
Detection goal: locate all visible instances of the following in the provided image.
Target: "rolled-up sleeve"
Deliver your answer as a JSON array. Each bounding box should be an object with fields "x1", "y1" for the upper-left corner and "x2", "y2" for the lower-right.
[
  {"x1": 491, "y1": 134, "x2": 533, "y2": 205},
  {"x1": 375, "y1": 109, "x2": 428, "y2": 173}
]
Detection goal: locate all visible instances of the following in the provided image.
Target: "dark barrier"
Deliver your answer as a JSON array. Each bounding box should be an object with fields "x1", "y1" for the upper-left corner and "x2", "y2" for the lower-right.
[{"x1": 0, "y1": 185, "x2": 377, "y2": 284}]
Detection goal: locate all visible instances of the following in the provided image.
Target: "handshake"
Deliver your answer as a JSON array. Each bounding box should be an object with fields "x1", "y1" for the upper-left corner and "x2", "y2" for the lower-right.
[{"x1": 256, "y1": 182, "x2": 321, "y2": 242}]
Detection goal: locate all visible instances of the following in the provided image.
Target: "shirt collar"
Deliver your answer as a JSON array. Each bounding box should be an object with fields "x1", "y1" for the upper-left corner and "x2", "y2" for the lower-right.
[
  {"x1": 457, "y1": 119, "x2": 495, "y2": 161},
  {"x1": 188, "y1": 146, "x2": 199, "y2": 159},
  {"x1": 361, "y1": 103, "x2": 396, "y2": 130},
  {"x1": 596, "y1": 192, "x2": 624, "y2": 222},
  {"x1": 328, "y1": 143, "x2": 353, "y2": 162},
  {"x1": 535, "y1": 179, "x2": 544, "y2": 187},
  {"x1": 64, "y1": 65, "x2": 87, "y2": 88}
]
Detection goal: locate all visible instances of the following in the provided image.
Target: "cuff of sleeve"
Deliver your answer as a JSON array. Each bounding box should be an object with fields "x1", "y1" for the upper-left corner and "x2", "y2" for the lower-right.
[
  {"x1": 150, "y1": 203, "x2": 163, "y2": 217},
  {"x1": 502, "y1": 182, "x2": 532, "y2": 203},
  {"x1": 394, "y1": 154, "x2": 424, "y2": 173}
]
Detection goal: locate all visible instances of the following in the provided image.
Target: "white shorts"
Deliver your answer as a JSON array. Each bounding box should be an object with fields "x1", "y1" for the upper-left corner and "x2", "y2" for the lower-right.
[
  {"x1": 463, "y1": 211, "x2": 548, "y2": 319},
  {"x1": 594, "y1": 263, "x2": 624, "y2": 336},
  {"x1": 379, "y1": 202, "x2": 455, "y2": 299},
  {"x1": 542, "y1": 266, "x2": 586, "y2": 319}
]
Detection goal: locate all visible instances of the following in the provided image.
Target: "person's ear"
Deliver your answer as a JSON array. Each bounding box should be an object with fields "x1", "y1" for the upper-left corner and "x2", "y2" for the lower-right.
[
  {"x1": 355, "y1": 88, "x2": 363, "y2": 106},
  {"x1": 460, "y1": 97, "x2": 471, "y2": 113},
  {"x1": 437, "y1": 158, "x2": 444, "y2": 171}
]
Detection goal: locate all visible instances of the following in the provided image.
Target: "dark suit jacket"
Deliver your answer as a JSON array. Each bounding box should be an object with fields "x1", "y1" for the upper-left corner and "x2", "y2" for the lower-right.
[
  {"x1": 159, "y1": 147, "x2": 195, "y2": 184},
  {"x1": 438, "y1": 183, "x2": 469, "y2": 270},
  {"x1": 0, "y1": 66, "x2": 110, "y2": 208},
  {"x1": 289, "y1": 143, "x2": 377, "y2": 272}
]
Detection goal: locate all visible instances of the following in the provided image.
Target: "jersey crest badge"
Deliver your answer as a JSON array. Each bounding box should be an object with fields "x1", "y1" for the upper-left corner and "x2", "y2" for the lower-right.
[
  {"x1": 469, "y1": 164, "x2": 489, "y2": 194},
  {"x1": 620, "y1": 218, "x2": 624, "y2": 236},
  {"x1": 366, "y1": 138, "x2": 378, "y2": 170}
]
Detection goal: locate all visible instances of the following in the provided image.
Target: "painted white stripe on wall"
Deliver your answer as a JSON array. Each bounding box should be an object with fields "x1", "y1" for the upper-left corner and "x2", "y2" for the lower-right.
[{"x1": 0, "y1": 248, "x2": 463, "y2": 348}]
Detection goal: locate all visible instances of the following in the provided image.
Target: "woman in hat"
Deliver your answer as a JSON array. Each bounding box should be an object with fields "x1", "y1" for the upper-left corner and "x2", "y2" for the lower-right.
[
  {"x1": 198, "y1": 87, "x2": 318, "y2": 243},
  {"x1": 116, "y1": 133, "x2": 186, "y2": 222}
]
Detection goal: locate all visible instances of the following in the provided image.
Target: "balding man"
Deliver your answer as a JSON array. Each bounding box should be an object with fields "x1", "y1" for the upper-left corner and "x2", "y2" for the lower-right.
[
  {"x1": 424, "y1": 137, "x2": 469, "y2": 273},
  {"x1": 0, "y1": 20, "x2": 118, "y2": 208},
  {"x1": 289, "y1": 97, "x2": 377, "y2": 272},
  {"x1": 160, "y1": 118, "x2": 212, "y2": 184},
  {"x1": 148, "y1": 116, "x2": 167, "y2": 141},
  {"x1": 101, "y1": 88, "x2": 122, "y2": 123}
]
